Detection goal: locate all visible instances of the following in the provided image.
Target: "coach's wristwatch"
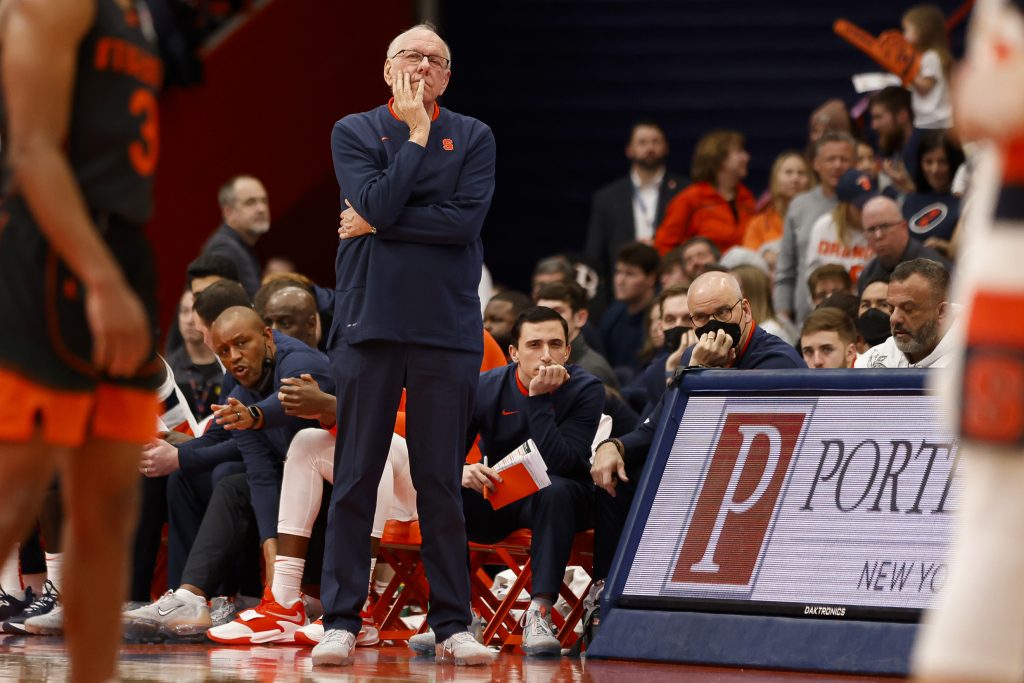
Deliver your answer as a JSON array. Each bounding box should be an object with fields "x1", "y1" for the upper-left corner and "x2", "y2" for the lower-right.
[{"x1": 248, "y1": 405, "x2": 264, "y2": 430}]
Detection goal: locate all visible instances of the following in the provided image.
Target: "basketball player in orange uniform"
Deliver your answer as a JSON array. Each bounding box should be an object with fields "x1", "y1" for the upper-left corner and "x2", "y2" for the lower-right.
[{"x1": 0, "y1": 0, "x2": 163, "y2": 680}]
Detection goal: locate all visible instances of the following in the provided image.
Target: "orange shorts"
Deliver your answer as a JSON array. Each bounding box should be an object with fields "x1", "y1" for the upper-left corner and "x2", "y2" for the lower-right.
[{"x1": 0, "y1": 367, "x2": 158, "y2": 447}]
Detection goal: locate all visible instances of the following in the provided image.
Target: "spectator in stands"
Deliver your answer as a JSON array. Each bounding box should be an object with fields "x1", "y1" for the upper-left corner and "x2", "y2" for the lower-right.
[
  {"x1": 808, "y1": 98, "x2": 855, "y2": 144},
  {"x1": 629, "y1": 285, "x2": 698, "y2": 414},
  {"x1": 655, "y1": 130, "x2": 755, "y2": 254},
  {"x1": 808, "y1": 264, "x2": 853, "y2": 308},
  {"x1": 681, "y1": 236, "x2": 721, "y2": 283},
  {"x1": 263, "y1": 257, "x2": 296, "y2": 280},
  {"x1": 484, "y1": 291, "x2": 532, "y2": 360},
  {"x1": 856, "y1": 141, "x2": 878, "y2": 177},
  {"x1": 857, "y1": 278, "x2": 893, "y2": 352},
  {"x1": 869, "y1": 86, "x2": 922, "y2": 191},
  {"x1": 804, "y1": 169, "x2": 877, "y2": 289},
  {"x1": 588, "y1": 271, "x2": 804, "y2": 622},
  {"x1": 859, "y1": 278, "x2": 893, "y2": 316},
  {"x1": 162, "y1": 254, "x2": 243, "y2": 356},
  {"x1": 856, "y1": 259, "x2": 955, "y2": 368},
  {"x1": 458, "y1": 307, "x2": 603, "y2": 656},
  {"x1": 731, "y1": 265, "x2": 797, "y2": 344},
  {"x1": 774, "y1": 131, "x2": 855, "y2": 326},
  {"x1": 901, "y1": 129, "x2": 964, "y2": 254},
  {"x1": 800, "y1": 307, "x2": 858, "y2": 368},
  {"x1": 530, "y1": 255, "x2": 606, "y2": 354},
  {"x1": 903, "y1": 4, "x2": 954, "y2": 130},
  {"x1": 743, "y1": 151, "x2": 811, "y2": 251},
  {"x1": 818, "y1": 291, "x2": 861, "y2": 327},
  {"x1": 166, "y1": 289, "x2": 223, "y2": 420},
  {"x1": 186, "y1": 254, "x2": 241, "y2": 295},
  {"x1": 657, "y1": 247, "x2": 687, "y2": 288},
  {"x1": 200, "y1": 175, "x2": 271, "y2": 297},
  {"x1": 635, "y1": 299, "x2": 664, "y2": 370},
  {"x1": 600, "y1": 242, "x2": 659, "y2": 371},
  {"x1": 536, "y1": 282, "x2": 618, "y2": 389},
  {"x1": 530, "y1": 255, "x2": 575, "y2": 301},
  {"x1": 858, "y1": 196, "x2": 950, "y2": 293},
  {"x1": 585, "y1": 121, "x2": 685, "y2": 292}
]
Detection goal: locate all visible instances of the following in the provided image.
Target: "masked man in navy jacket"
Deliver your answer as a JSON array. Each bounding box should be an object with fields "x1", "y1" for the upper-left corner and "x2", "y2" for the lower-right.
[
  {"x1": 317, "y1": 24, "x2": 497, "y2": 667},
  {"x1": 587, "y1": 272, "x2": 805, "y2": 629}
]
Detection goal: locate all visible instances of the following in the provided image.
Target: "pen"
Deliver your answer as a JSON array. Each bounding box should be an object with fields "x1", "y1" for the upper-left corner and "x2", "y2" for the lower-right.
[{"x1": 483, "y1": 455, "x2": 488, "y2": 500}]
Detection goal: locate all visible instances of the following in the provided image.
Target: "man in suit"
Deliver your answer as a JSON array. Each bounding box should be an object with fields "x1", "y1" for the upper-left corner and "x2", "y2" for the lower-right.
[{"x1": 585, "y1": 121, "x2": 686, "y2": 304}]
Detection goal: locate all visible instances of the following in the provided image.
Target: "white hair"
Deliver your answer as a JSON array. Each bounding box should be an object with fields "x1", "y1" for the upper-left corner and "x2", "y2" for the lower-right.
[{"x1": 386, "y1": 24, "x2": 452, "y2": 67}]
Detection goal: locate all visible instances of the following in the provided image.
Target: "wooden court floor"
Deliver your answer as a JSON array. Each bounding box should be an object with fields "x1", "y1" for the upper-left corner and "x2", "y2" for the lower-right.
[{"x1": 0, "y1": 635, "x2": 902, "y2": 682}]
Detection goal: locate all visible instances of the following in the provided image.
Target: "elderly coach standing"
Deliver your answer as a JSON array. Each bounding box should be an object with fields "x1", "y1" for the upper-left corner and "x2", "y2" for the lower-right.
[{"x1": 314, "y1": 25, "x2": 496, "y2": 667}]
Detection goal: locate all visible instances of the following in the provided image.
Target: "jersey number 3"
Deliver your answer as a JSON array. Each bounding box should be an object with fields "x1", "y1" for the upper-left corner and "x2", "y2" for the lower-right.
[{"x1": 129, "y1": 88, "x2": 158, "y2": 176}]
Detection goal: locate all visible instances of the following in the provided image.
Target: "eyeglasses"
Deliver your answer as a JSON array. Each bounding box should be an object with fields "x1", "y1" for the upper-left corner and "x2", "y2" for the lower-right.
[
  {"x1": 390, "y1": 49, "x2": 450, "y2": 70},
  {"x1": 686, "y1": 299, "x2": 741, "y2": 328},
  {"x1": 864, "y1": 221, "x2": 903, "y2": 237}
]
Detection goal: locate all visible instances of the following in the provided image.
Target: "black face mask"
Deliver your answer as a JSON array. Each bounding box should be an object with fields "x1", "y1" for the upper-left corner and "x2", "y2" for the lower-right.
[
  {"x1": 663, "y1": 325, "x2": 692, "y2": 353},
  {"x1": 694, "y1": 320, "x2": 743, "y2": 350},
  {"x1": 857, "y1": 308, "x2": 891, "y2": 347}
]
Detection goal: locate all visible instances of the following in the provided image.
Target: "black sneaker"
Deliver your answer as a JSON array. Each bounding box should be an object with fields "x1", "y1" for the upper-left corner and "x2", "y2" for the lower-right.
[
  {"x1": 0, "y1": 585, "x2": 35, "y2": 621},
  {"x1": 2, "y1": 580, "x2": 58, "y2": 635}
]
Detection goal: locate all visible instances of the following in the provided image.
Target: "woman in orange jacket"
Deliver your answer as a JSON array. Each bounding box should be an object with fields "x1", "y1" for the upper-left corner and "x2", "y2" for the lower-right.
[{"x1": 654, "y1": 130, "x2": 755, "y2": 255}]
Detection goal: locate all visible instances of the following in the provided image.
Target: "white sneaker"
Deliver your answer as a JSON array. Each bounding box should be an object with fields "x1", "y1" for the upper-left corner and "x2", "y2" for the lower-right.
[
  {"x1": 311, "y1": 629, "x2": 356, "y2": 666},
  {"x1": 520, "y1": 606, "x2": 560, "y2": 657},
  {"x1": 408, "y1": 629, "x2": 436, "y2": 656},
  {"x1": 23, "y1": 603, "x2": 63, "y2": 636},
  {"x1": 436, "y1": 630, "x2": 494, "y2": 666},
  {"x1": 295, "y1": 615, "x2": 378, "y2": 647},
  {"x1": 122, "y1": 590, "x2": 212, "y2": 643}
]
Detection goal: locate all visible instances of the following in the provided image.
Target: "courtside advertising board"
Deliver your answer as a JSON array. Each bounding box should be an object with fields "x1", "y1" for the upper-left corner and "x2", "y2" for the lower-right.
[{"x1": 590, "y1": 369, "x2": 959, "y2": 675}]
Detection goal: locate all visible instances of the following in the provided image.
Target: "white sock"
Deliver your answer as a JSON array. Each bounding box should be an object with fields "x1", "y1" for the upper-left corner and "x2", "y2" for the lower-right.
[
  {"x1": 368, "y1": 557, "x2": 377, "y2": 595},
  {"x1": 44, "y1": 552, "x2": 63, "y2": 595},
  {"x1": 173, "y1": 587, "x2": 205, "y2": 605},
  {"x1": 270, "y1": 556, "x2": 304, "y2": 607},
  {"x1": 1, "y1": 545, "x2": 22, "y2": 600}
]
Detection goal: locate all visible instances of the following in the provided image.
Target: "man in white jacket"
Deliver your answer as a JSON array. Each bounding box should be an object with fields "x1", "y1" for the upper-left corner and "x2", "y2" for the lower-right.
[{"x1": 855, "y1": 258, "x2": 955, "y2": 368}]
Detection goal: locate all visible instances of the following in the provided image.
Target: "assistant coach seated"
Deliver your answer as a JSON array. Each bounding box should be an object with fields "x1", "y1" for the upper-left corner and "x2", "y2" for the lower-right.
[
  {"x1": 588, "y1": 272, "x2": 805, "y2": 613},
  {"x1": 462, "y1": 306, "x2": 603, "y2": 656}
]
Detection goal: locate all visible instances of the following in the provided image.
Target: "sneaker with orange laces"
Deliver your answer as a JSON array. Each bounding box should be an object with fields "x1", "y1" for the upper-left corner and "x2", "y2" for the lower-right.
[
  {"x1": 206, "y1": 588, "x2": 306, "y2": 645},
  {"x1": 294, "y1": 612, "x2": 379, "y2": 647}
]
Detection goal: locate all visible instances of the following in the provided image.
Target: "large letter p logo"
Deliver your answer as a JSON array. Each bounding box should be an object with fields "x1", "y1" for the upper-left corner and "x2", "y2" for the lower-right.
[{"x1": 672, "y1": 413, "x2": 805, "y2": 587}]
